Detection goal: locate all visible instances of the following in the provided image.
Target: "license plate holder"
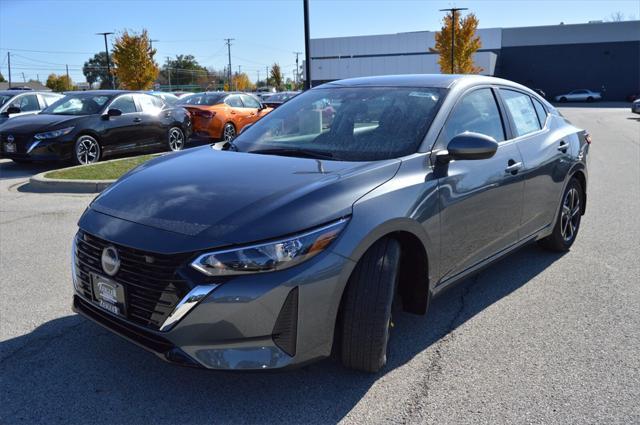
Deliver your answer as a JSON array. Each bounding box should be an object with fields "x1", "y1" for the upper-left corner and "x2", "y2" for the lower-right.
[
  {"x1": 4, "y1": 142, "x2": 16, "y2": 153},
  {"x1": 91, "y1": 273, "x2": 127, "y2": 317}
]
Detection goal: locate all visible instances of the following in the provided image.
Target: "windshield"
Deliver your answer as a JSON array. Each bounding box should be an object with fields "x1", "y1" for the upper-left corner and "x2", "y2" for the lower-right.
[
  {"x1": 42, "y1": 93, "x2": 112, "y2": 115},
  {"x1": 177, "y1": 93, "x2": 226, "y2": 106},
  {"x1": 158, "y1": 93, "x2": 178, "y2": 105},
  {"x1": 0, "y1": 94, "x2": 16, "y2": 108},
  {"x1": 232, "y1": 87, "x2": 445, "y2": 161}
]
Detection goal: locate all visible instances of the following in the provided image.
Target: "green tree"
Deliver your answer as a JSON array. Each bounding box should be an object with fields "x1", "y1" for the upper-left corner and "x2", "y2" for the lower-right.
[
  {"x1": 430, "y1": 11, "x2": 482, "y2": 74},
  {"x1": 0, "y1": 72, "x2": 6, "y2": 83},
  {"x1": 112, "y1": 29, "x2": 159, "y2": 90},
  {"x1": 83, "y1": 52, "x2": 112, "y2": 89},
  {"x1": 46, "y1": 73, "x2": 73, "y2": 92},
  {"x1": 162, "y1": 54, "x2": 207, "y2": 87},
  {"x1": 270, "y1": 63, "x2": 283, "y2": 90}
]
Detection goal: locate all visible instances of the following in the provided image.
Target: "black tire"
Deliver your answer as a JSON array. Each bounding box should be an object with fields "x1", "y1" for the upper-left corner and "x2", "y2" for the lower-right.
[
  {"x1": 586, "y1": 96, "x2": 594, "y2": 103},
  {"x1": 73, "y1": 134, "x2": 101, "y2": 165},
  {"x1": 222, "y1": 123, "x2": 236, "y2": 142},
  {"x1": 167, "y1": 126, "x2": 186, "y2": 152},
  {"x1": 11, "y1": 159, "x2": 32, "y2": 164},
  {"x1": 559, "y1": 97, "x2": 567, "y2": 103},
  {"x1": 340, "y1": 237, "x2": 401, "y2": 373},
  {"x1": 538, "y1": 178, "x2": 583, "y2": 252}
]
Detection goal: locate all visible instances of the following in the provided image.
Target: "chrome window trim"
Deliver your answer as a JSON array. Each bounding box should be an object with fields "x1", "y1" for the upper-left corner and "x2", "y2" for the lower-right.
[{"x1": 159, "y1": 284, "x2": 219, "y2": 332}]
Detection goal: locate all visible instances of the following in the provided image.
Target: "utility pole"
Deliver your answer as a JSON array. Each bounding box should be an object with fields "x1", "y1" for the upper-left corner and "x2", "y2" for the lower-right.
[
  {"x1": 293, "y1": 51, "x2": 302, "y2": 87},
  {"x1": 21, "y1": 72, "x2": 26, "y2": 83},
  {"x1": 7, "y1": 52, "x2": 11, "y2": 88},
  {"x1": 439, "y1": 7, "x2": 467, "y2": 74},
  {"x1": 303, "y1": 0, "x2": 311, "y2": 89},
  {"x1": 150, "y1": 39, "x2": 159, "y2": 51},
  {"x1": 224, "y1": 38, "x2": 234, "y2": 91},
  {"x1": 166, "y1": 56, "x2": 172, "y2": 91},
  {"x1": 266, "y1": 65, "x2": 269, "y2": 86},
  {"x1": 96, "y1": 32, "x2": 114, "y2": 88},
  {"x1": 257, "y1": 70, "x2": 260, "y2": 86},
  {"x1": 65, "y1": 64, "x2": 69, "y2": 84}
]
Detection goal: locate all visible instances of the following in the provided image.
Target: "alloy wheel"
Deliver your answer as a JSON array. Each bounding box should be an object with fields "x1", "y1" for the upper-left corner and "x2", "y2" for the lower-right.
[
  {"x1": 168, "y1": 127, "x2": 185, "y2": 151},
  {"x1": 560, "y1": 187, "x2": 580, "y2": 242},
  {"x1": 76, "y1": 136, "x2": 100, "y2": 165},
  {"x1": 223, "y1": 124, "x2": 236, "y2": 142}
]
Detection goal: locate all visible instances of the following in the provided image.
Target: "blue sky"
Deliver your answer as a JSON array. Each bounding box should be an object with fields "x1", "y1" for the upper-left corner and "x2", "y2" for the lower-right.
[{"x1": 0, "y1": 0, "x2": 638, "y2": 83}]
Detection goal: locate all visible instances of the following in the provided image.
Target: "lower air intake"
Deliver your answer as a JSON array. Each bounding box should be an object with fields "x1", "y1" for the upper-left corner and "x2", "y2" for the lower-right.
[{"x1": 272, "y1": 287, "x2": 298, "y2": 357}]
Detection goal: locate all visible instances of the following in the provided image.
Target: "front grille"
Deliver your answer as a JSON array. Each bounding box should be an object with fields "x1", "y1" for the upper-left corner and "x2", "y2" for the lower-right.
[{"x1": 75, "y1": 230, "x2": 193, "y2": 330}]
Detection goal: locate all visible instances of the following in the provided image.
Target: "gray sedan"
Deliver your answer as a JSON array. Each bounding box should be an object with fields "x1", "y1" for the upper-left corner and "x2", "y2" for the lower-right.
[
  {"x1": 71, "y1": 74, "x2": 590, "y2": 372},
  {"x1": 554, "y1": 89, "x2": 602, "y2": 102}
]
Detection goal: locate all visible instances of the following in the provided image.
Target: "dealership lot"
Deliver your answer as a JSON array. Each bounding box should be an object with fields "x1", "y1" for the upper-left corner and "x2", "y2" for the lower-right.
[{"x1": 0, "y1": 105, "x2": 638, "y2": 423}]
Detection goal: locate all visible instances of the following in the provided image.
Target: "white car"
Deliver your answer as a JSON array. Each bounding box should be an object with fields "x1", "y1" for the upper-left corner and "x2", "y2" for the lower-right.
[
  {"x1": 554, "y1": 89, "x2": 602, "y2": 103},
  {"x1": 632, "y1": 99, "x2": 640, "y2": 114},
  {"x1": 0, "y1": 90, "x2": 63, "y2": 125}
]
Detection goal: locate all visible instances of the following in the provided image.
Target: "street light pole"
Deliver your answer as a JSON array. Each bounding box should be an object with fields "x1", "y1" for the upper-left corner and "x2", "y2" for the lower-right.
[
  {"x1": 96, "y1": 32, "x2": 114, "y2": 88},
  {"x1": 303, "y1": 0, "x2": 311, "y2": 89},
  {"x1": 439, "y1": 7, "x2": 467, "y2": 74}
]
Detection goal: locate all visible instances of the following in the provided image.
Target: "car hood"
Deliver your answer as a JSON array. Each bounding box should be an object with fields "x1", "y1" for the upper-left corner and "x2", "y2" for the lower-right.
[
  {"x1": 0, "y1": 113, "x2": 82, "y2": 134},
  {"x1": 81, "y1": 146, "x2": 400, "y2": 254}
]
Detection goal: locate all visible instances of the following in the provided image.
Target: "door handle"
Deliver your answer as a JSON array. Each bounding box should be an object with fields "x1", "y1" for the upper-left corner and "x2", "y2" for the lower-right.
[
  {"x1": 558, "y1": 140, "x2": 568, "y2": 153},
  {"x1": 230, "y1": 111, "x2": 236, "y2": 115},
  {"x1": 505, "y1": 160, "x2": 523, "y2": 175},
  {"x1": 133, "y1": 117, "x2": 142, "y2": 123}
]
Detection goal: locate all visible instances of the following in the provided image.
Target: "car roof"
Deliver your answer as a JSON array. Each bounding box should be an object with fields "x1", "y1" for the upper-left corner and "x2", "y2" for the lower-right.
[
  {"x1": 0, "y1": 90, "x2": 58, "y2": 96},
  {"x1": 318, "y1": 74, "x2": 520, "y2": 89},
  {"x1": 63, "y1": 90, "x2": 136, "y2": 95}
]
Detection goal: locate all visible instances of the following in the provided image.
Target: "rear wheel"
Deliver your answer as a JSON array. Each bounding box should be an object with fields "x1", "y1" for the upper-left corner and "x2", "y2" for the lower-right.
[
  {"x1": 586, "y1": 96, "x2": 594, "y2": 102},
  {"x1": 167, "y1": 126, "x2": 185, "y2": 152},
  {"x1": 559, "y1": 97, "x2": 567, "y2": 103},
  {"x1": 340, "y1": 237, "x2": 401, "y2": 373},
  {"x1": 73, "y1": 135, "x2": 101, "y2": 165},
  {"x1": 538, "y1": 178, "x2": 583, "y2": 251},
  {"x1": 222, "y1": 123, "x2": 236, "y2": 142}
]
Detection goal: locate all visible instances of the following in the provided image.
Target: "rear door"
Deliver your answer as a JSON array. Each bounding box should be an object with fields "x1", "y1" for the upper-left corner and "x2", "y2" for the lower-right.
[
  {"x1": 435, "y1": 87, "x2": 525, "y2": 283},
  {"x1": 134, "y1": 94, "x2": 167, "y2": 148},
  {"x1": 224, "y1": 95, "x2": 247, "y2": 130},
  {"x1": 498, "y1": 89, "x2": 569, "y2": 237}
]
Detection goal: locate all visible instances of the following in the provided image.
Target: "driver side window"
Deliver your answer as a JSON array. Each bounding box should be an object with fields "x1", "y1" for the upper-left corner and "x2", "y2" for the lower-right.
[
  {"x1": 109, "y1": 95, "x2": 137, "y2": 114},
  {"x1": 441, "y1": 88, "x2": 505, "y2": 144}
]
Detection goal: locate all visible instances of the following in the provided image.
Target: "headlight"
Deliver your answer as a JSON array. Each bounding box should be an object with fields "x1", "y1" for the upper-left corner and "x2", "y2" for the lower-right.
[
  {"x1": 191, "y1": 219, "x2": 348, "y2": 276},
  {"x1": 34, "y1": 126, "x2": 74, "y2": 140}
]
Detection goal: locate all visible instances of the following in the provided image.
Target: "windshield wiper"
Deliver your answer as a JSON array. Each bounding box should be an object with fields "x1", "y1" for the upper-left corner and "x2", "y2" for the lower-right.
[{"x1": 249, "y1": 148, "x2": 335, "y2": 160}]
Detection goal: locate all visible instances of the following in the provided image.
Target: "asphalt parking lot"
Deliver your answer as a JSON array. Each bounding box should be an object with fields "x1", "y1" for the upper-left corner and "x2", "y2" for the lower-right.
[{"x1": 1, "y1": 105, "x2": 638, "y2": 424}]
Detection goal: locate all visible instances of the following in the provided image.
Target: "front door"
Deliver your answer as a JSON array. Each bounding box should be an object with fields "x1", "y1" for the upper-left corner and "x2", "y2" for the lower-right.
[
  {"x1": 101, "y1": 94, "x2": 143, "y2": 154},
  {"x1": 435, "y1": 87, "x2": 525, "y2": 284}
]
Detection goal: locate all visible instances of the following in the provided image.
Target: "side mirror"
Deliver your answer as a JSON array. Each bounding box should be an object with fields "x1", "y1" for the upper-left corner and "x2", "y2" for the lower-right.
[
  {"x1": 103, "y1": 108, "x2": 122, "y2": 119},
  {"x1": 6, "y1": 106, "x2": 21, "y2": 115},
  {"x1": 439, "y1": 132, "x2": 498, "y2": 163}
]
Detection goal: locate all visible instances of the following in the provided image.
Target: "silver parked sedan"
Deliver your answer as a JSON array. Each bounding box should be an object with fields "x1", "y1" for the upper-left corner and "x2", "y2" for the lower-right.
[
  {"x1": 71, "y1": 74, "x2": 590, "y2": 372},
  {"x1": 554, "y1": 89, "x2": 602, "y2": 102}
]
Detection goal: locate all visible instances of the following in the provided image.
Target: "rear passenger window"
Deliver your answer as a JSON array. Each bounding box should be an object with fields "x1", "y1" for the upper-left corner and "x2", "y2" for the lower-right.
[
  {"x1": 532, "y1": 98, "x2": 548, "y2": 127},
  {"x1": 441, "y1": 88, "x2": 505, "y2": 142},
  {"x1": 501, "y1": 90, "x2": 541, "y2": 137}
]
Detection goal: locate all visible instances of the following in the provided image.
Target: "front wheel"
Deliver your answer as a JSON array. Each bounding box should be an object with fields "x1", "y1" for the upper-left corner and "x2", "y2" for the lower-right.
[
  {"x1": 538, "y1": 178, "x2": 583, "y2": 251},
  {"x1": 167, "y1": 126, "x2": 185, "y2": 152},
  {"x1": 73, "y1": 135, "x2": 101, "y2": 165},
  {"x1": 222, "y1": 123, "x2": 236, "y2": 142},
  {"x1": 340, "y1": 238, "x2": 401, "y2": 373},
  {"x1": 559, "y1": 97, "x2": 567, "y2": 103}
]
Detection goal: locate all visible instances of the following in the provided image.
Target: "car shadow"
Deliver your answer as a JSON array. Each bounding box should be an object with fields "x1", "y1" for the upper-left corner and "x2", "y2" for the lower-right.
[
  {"x1": 0, "y1": 159, "x2": 62, "y2": 181},
  {"x1": 553, "y1": 101, "x2": 631, "y2": 109},
  {"x1": 0, "y1": 244, "x2": 565, "y2": 424}
]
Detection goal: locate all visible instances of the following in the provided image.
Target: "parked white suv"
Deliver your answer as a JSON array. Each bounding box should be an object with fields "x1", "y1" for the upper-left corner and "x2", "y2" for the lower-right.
[{"x1": 554, "y1": 89, "x2": 602, "y2": 103}]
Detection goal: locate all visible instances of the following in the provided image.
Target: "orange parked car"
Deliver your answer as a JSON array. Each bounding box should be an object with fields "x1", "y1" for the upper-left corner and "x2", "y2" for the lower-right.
[{"x1": 176, "y1": 92, "x2": 272, "y2": 141}]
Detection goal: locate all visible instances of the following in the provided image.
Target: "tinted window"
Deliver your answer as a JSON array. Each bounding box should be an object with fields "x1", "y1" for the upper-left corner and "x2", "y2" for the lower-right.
[
  {"x1": 241, "y1": 94, "x2": 261, "y2": 108},
  {"x1": 0, "y1": 94, "x2": 15, "y2": 108},
  {"x1": 501, "y1": 90, "x2": 541, "y2": 137},
  {"x1": 226, "y1": 95, "x2": 243, "y2": 108},
  {"x1": 532, "y1": 98, "x2": 547, "y2": 127},
  {"x1": 233, "y1": 87, "x2": 444, "y2": 161},
  {"x1": 110, "y1": 95, "x2": 137, "y2": 114},
  {"x1": 137, "y1": 94, "x2": 164, "y2": 113},
  {"x1": 41, "y1": 93, "x2": 63, "y2": 107},
  {"x1": 441, "y1": 88, "x2": 505, "y2": 142}
]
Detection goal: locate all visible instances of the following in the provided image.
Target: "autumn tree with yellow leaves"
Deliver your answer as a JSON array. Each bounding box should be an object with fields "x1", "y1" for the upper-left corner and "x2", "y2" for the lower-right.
[
  {"x1": 112, "y1": 29, "x2": 159, "y2": 90},
  {"x1": 430, "y1": 12, "x2": 483, "y2": 74},
  {"x1": 232, "y1": 72, "x2": 254, "y2": 91}
]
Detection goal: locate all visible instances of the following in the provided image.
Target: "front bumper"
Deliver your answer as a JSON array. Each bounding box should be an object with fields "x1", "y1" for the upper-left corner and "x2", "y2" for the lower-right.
[
  {"x1": 72, "y1": 235, "x2": 353, "y2": 370},
  {"x1": 0, "y1": 136, "x2": 74, "y2": 161},
  {"x1": 632, "y1": 104, "x2": 640, "y2": 114}
]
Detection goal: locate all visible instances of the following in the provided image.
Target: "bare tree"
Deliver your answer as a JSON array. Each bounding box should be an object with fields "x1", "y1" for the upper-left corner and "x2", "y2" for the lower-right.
[{"x1": 606, "y1": 11, "x2": 625, "y2": 22}]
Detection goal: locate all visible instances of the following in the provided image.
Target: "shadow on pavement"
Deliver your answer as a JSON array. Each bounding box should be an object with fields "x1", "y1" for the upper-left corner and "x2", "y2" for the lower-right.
[
  {"x1": 0, "y1": 245, "x2": 564, "y2": 424},
  {"x1": 553, "y1": 101, "x2": 632, "y2": 109},
  {"x1": 0, "y1": 159, "x2": 62, "y2": 181}
]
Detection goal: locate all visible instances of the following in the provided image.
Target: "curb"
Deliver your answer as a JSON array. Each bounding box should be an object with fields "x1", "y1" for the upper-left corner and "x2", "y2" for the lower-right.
[{"x1": 29, "y1": 171, "x2": 114, "y2": 193}]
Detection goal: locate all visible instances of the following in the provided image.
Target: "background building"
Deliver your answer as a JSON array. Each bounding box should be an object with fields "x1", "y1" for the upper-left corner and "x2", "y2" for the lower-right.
[{"x1": 309, "y1": 20, "x2": 640, "y2": 100}]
